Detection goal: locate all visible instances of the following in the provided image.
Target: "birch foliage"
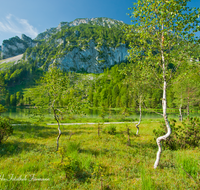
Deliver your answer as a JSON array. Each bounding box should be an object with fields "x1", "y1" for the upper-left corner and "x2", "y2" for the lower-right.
[{"x1": 125, "y1": 0, "x2": 200, "y2": 168}]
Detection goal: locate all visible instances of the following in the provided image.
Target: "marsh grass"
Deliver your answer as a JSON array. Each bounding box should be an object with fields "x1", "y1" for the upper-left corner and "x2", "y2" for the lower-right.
[
  {"x1": 141, "y1": 165, "x2": 155, "y2": 190},
  {"x1": 0, "y1": 118, "x2": 199, "y2": 189}
]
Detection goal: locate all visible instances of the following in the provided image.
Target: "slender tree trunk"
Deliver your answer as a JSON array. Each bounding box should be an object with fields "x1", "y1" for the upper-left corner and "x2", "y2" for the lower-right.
[
  {"x1": 179, "y1": 104, "x2": 182, "y2": 122},
  {"x1": 154, "y1": 28, "x2": 171, "y2": 169},
  {"x1": 179, "y1": 94, "x2": 183, "y2": 122},
  {"x1": 154, "y1": 80, "x2": 171, "y2": 169},
  {"x1": 136, "y1": 95, "x2": 142, "y2": 135},
  {"x1": 187, "y1": 96, "x2": 190, "y2": 116},
  {"x1": 98, "y1": 123, "x2": 101, "y2": 137},
  {"x1": 52, "y1": 106, "x2": 62, "y2": 151},
  {"x1": 127, "y1": 125, "x2": 131, "y2": 146}
]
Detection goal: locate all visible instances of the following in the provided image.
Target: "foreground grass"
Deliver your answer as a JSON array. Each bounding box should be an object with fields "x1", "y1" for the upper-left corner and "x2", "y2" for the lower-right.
[{"x1": 0, "y1": 120, "x2": 200, "y2": 189}]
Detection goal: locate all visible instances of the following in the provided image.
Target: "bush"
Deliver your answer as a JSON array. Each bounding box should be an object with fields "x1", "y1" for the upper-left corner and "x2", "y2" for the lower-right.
[
  {"x1": 153, "y1": 117, "x2": 200, "y2": 150},
  {"x1": 180, "y1": 117, "x2": 200, "y2": 148},
  {"x1": 0, "y1": 117, "x2": 13, "y2": 144},
  {"x1": 153, "y1": 119, "x2": 178, "y2": 150},
  {"x1": 52, "y1": 146, "x2": 93, "y2": 182},
  {"x1": 103, "y1": 125, "x2": 116, "y2": 135}
]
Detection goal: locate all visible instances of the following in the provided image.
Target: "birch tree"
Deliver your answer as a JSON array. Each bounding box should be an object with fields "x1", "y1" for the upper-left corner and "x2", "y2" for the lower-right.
[
  {"x1": 40, "y1": 66, "x2": 68, "y2": 151},
  {"x1": 173, "y1": 65, "x2": 200, "y2": 118},
  {"x1": 25, "y1": 66, "x2": 88, "y2": 151},
  {"x1": 125, "y1": 0, "x2": 200, "y2": 168},
  {"x1": 123, "y1": 65, "x2": 148, "y2": 135}
]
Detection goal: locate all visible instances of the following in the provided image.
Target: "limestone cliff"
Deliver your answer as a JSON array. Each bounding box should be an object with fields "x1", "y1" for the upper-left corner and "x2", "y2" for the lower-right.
[
  {"x1": 55, "y1": 40, "x2": 128, "y2": 73},
  {"x1": 24, "y1": 17, "x2": 129, "y2": 73},
  {"x1": 1, "y1": 17, "x2": 129, "y2": 73},
  {"x1": 1, "y1": 34, "x2": 37, "y2": 59}
]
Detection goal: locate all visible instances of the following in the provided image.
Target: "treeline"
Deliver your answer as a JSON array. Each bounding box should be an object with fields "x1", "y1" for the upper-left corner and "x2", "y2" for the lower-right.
[
  {"x1": 1, "y1": 60, "x2": 200, "y2": 112},
  {"x1": 0, "y1": 59, "x2": 43, "y2": 106},
  {"x1": 1, "y1": 60, "x2": 200, "y2": 110},
  {"x1": 4, "y1": 91, "x2": 31, "y2": 107},
  {"x1": 88, "y1": 63, "x2": 163, "y2": 109}
]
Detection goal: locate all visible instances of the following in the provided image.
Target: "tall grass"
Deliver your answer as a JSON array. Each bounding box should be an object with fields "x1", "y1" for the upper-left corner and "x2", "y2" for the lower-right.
[
  {"x1": 0, "y1": 119, "x2": 199, "y2": 189},
  {"x1": 141, "y1": 165, "x2": 155, "y2": 190}
]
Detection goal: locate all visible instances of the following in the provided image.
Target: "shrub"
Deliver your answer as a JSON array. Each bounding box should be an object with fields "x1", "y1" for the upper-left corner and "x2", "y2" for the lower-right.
[
  {"x1": 153, "y1": 117, "x2": 200, "y2": 150},
  {"x1": 103, "y1": 125, "x2": 116, "y2": 135},
  {"x1": 52, "y1": 147, "x2": 92, "y2": 182},
  {"x1": 180, "y1": 117, "x2": 200, "y2": 148},
  {"x1": 0, "y1": 117, "x2": 13, "y2": 144},
  {"x1": 153, "y1": 119, "x2": 178, "y2": 150}
]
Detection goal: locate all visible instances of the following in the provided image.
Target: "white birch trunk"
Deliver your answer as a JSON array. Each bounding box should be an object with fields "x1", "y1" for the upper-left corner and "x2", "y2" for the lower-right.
[
  {"x1": 179, "y1": 104, "x2": 182, "y2": 122},
  {"x1": 136, "y1": 95, "x2": 142, "y2": 135},
  {"x1": 187, "y1": 97, "x2": 189, "y2": 117},
  {"x1": 52, "y1": 104, "x2": 62, "y2": 151},
  {"x1": 154, "y1": 28, "x2": 171, "y2": 168},
  {"x1": 154, "y1": 80, "x2": 171, "y2": 169},
  {"x1": 56, "y1": 115, "x2": 62, "y2": 151}
]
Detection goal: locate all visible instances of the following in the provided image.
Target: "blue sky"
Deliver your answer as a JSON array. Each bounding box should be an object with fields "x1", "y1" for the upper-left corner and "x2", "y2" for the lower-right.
[{"x1": 0, "y1": 0, "x2": 199, "y2": 45}]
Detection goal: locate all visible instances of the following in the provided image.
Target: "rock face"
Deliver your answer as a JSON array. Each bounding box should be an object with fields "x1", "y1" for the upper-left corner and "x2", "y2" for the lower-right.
[
  {"x1": 24, "y1": 17, "x2": 129, "y2": 73},
  {"x1": 1, "y1": 34, "x2": 37, "y2": 59},
  {"x1": 21, "y1": 34, "x2": 36, "y2": 48},
  {"x1": 2, "y1": 17, "x2": 129, "y2": 73},
  {"x1": 56, "y1": 40, "x2": 128, "y2": 73}
]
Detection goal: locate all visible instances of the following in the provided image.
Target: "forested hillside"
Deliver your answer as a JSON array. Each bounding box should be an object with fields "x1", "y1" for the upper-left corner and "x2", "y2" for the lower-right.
[
  {"x1": 3, "y1": 61, "x2": 198, "y2": 117},
  {"x1": 23, "y1": 18, "x2": 129, "y2": 73},
  {"x1": 0, "y1": 17, "x2": 199, "y2": 113},
  {"x1": 0, "y1": 18, "x2": 128, "y2": 107}
]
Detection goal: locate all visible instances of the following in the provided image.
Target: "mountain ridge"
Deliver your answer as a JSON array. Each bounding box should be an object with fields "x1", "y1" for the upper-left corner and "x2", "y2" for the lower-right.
[
  {"x1": 1, "y1": 34, "x2": 38, "y2": 59},
  {"x1": 35, "y1": 17, "x2": 125, "y2": 41},
  {"x1": 1, "y1": 17, "x2": 129, "y2": 73}
]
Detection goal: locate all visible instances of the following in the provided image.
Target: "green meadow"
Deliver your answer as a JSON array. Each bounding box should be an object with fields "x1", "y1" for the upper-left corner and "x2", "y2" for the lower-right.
[
  {"x1": 0, "y1": 115, "x2": 199, "y2": 190},
  {"x1": 0, "y1": 0, "x2": 199, "y2": 189}
]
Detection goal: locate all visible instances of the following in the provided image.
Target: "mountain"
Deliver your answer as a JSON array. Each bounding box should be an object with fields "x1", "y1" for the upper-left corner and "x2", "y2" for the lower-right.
[
  {"x1": 35, "y1": 17, "x2": 125, "y2": 41},
  {"x1": 1, "y1": 34, "x2": 38, "y2": 59},
  {"x1": 22, "y1": 17, "x2": 129, "y2": 73},
  {"x1": 1, "y1": 18, "x2": 129, "y2": 73}
]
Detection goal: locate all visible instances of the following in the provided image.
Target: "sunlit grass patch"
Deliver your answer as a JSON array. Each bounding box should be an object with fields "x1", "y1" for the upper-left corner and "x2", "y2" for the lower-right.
[{"x1": 0, "y1": 119, "x2": 199, "y2": 189}]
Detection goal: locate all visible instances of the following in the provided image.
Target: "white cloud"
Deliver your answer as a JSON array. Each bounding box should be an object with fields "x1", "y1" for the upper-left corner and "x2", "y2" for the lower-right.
[{"x1": 0, "y1": 14, "x2": 38, "y2": 39}]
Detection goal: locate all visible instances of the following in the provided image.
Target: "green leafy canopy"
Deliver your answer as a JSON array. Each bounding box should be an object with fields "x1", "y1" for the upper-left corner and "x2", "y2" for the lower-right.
[{"x1": 125, "y1": 0, "x2": 200, "y2": 83}]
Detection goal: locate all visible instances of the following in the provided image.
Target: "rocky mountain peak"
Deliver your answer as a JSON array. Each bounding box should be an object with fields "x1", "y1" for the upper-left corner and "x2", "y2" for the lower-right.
[
  {"x1": 1, "y1": 34, "x2": 37, "y2": 59},
  {"x1": 35, "y1": 17, "x2": 124, "y2": 41}
]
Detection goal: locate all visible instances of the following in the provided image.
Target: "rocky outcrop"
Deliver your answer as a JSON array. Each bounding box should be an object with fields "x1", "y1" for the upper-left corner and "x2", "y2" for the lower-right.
[
  {"x1": 21, "y1": 34, "x2": 36, "y2": 48},
  {"x1": 67, "y1": 17, "x2": 124, "y2": 28},
  {"x1": 3, "y1": 17, "x2": 129, "y2": 73},
  {"x1": 35, "y1": 17, "x2": 124, "y2": 41},
  {"x1": 53, "y1": 40, "x2": 128, "y2": 73},
  {"x1": 1, "y1": 34, "x2": 37, "y2": 59},
  {"x1": 25, "y1": 17, "x2": 129, "y2": 73}
]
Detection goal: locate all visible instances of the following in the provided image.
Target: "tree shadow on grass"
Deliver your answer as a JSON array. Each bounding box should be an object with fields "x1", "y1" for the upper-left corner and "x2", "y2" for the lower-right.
[
  {"x1": 79, "y1": 148, "x2": 107, "y2": 157},
  {"x1": 13, "y1": 123, "x2": 96, "y2": 139},
  {"x1": 130, "y1": 140, "x2": 157, "y2": 150},
  {"x1": 12, "y1": 124, "x2": 71, "y2": 139},
  {"x1": 0, "y1": 140, "x2": 46, "y2": 158}
]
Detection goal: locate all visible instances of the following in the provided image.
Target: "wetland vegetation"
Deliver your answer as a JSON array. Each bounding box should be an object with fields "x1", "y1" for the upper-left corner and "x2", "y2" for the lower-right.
[{"x1": 0, "y1": 0, "x2": 200, "y2": 189}]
